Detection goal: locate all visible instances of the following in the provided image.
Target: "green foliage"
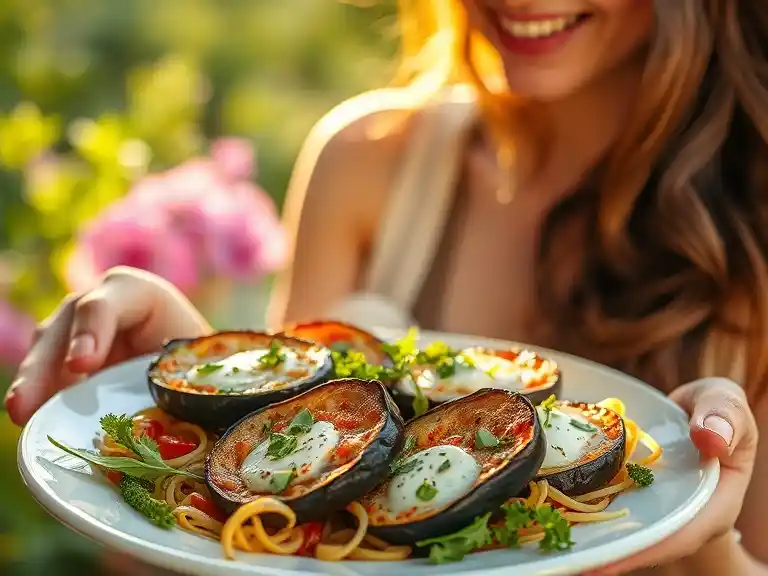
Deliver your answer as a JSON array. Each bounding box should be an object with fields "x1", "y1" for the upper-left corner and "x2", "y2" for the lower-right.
[{"x1": 0, "y1": 1, "x2": 397, "y2": 573}]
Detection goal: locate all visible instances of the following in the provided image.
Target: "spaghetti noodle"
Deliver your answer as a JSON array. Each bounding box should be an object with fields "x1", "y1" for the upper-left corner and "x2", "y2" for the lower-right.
[{"x1": 97, "y1": 396, "x2": 661, "y2": 562}]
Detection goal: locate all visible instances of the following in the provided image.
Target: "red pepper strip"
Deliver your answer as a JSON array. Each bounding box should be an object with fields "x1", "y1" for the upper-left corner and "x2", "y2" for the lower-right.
[
  {"x1": 106, "y1": 470, "x2": 123, "y2": 485},
  {"x1": 190, "y1": 493, "x2": 229, "y2": 523},
  {"x1": 297, "y1": 521, "x2": 324, "y2": 556},
  {"x1": 157, "y1": 435, "x2": 197, "y2": 460}
]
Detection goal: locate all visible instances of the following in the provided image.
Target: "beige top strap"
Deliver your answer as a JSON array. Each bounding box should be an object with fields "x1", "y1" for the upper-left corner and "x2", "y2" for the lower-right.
[{"x1": 364, "y1": 90, "x2": 478, "y2": 312}]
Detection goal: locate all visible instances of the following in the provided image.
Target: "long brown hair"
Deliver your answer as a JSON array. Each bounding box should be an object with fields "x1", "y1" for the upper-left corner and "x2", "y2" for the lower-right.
[{"x1": 396, "y1": 1, "x2": 768, "y2": 400}]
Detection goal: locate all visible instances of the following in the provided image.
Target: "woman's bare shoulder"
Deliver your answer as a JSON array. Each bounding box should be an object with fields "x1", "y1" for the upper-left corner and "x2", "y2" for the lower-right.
[{"x1": 286, "y1": 88, "x2": 426, "y2": 236}]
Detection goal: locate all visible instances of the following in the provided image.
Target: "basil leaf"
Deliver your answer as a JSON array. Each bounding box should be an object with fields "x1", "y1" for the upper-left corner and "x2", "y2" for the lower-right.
[
  {"x1": 416, "y1": 480, "x2": 438, "y2": 501},
  {"x1": 475, "y1": 428, "x2": 499, "y2": 448},
  {"x1": 285, "y1": 408, "x2": 314, "y2": 436},
  {"x1": 266, "y1": 433, "x2": 298, "y2": 460},
  {"x1": 269, "y1": 468, "x2": 297, "y2": 493}
]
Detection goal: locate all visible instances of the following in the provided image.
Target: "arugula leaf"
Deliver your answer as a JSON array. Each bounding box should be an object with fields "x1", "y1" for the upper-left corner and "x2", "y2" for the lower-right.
[
  {"x1": 266, "y1": 433, "x2": 298, "y2": 460},
  {"x1": 48, "y1": 436, "x2": 202, "y2": 481},
  {"x1": 416, "y1": 513, "x2": 493, "y2": 564},
  {"x1": 285, "y1": 408, "x2": 314, "y2": 436}
]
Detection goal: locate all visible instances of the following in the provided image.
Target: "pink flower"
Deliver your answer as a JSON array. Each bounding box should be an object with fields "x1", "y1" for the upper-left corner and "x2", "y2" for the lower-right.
[
  {"x1": 0, "y1": 298, "x2": 35, "y2": 367},
  {"x1": 211, "y1": 138, "x2": 255, "y2": 182},
  {"x1": 67, "y1": 136, "x2": 285, "y2": 293},
  {"x1": 67, "y1": 204, "x2": 199, "y2": 293}
]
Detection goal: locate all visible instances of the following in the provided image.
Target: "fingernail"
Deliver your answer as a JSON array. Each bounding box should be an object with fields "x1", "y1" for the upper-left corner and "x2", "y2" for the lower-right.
[
  {"x1": 67, "y1": 334, "x2": 95, "y2": 360},
  {"x1": 703, "y1": 415, "x2": 734, "y2": 446}
]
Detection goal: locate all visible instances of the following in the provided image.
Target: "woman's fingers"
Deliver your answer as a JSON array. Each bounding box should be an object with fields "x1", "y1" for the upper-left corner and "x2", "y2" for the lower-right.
[
  {"x1": 4, "y1": 295, "x2": 82, "y2": 426},
  {"x1": 670, "y1": 378, "x2": 757, "y2": 466}
]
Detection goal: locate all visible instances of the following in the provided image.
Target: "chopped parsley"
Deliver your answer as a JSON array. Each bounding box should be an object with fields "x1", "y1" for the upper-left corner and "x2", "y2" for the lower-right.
[
  {"x1": 259, "y1": 340, "x2": 285, "y2": 369},
  {"x1": 197, "y1": 363, "x2": 224, "y2": 375},
  {"x1": 416, "y1": 480, "x2": 439, "y2": 501},
  {"x1": 391, "y1": 458, "x2": 420, "y2": 477},
  {"x1": 569, "y1": 419, "x2": 597, "y2": 433},
  {"x1": 475, "y1": 428, "x2": 499, "y2": 449},
  {"x1": 437, "y1": 460, "x2": 451, "y2": 473},
  {"x1": 415, "y1": 501, "x2": 574, "y2": 564}
]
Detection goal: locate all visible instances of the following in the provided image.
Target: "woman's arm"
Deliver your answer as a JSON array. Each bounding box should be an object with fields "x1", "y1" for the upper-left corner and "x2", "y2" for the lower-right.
[{"x1": 267, "y1": 90, "x2": 416, "y2": 328}]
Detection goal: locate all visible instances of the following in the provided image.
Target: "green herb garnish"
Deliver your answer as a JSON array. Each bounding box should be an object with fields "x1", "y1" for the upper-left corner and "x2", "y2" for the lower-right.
[
  {"x1": 534, "y1": 504, "x2": 574, "y2": 552},
  {"x1": 492, "y1": 501, "x2": 533, "y2": 547},
  {"x1": 569, "y1": 419, "x2": 597, "y2": 433},
  {"x1": 437, "y1": 460, "x2": 451, "y2": 473},
  {"x1": 389, "y1": 435, "x2": 417, "y2": 475},
  {"x1": 269, "y1": 468, "x2": 297, "y2": 492},
  {"x1": 266, "y1": 433, "x2": 298, "y2": 460},
  {"x1": 285, "y1": 408, "x2": 314, "y2": 436},
  {"x1": 119, "y1": 475, "x2": 176, "y2": 529},
  {"x1": 259, "y1": 340, "x2": 285, "y2": 369},
  {"x1": 262, "y1": 420, "x2": 273, "y2": 435},
  {"x1": 48, "y1": 436, "x2": 202, "y2": 481},
  {"x1": 475, "y1": 428, "x2": 499, "y2": 448},
  {"x1": 391, "y1": 458, "x2": 420, "y2": 477},
  {"x1": 196, "y1": 363, "x2": 224, "y2": 375},
  {"x1": 626, "y1": 462, "x2": 655, "y2": 487},
  {"x1": 539, "y1": 394, "x2": 557, "y2": 427},
  {"x1": 416, "y1": 513, "x2": 493, "y2": 564},
  {"x1": 416, "y1": 480, "x2": 439, "y2": 501},
  {"x1": 410, "y1": 377, "x2": 430, "y2": 417}
]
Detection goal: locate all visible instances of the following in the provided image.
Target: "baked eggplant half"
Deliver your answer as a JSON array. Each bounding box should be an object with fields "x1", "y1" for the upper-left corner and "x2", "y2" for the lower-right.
[
  {"x1": 205, "y1": 378, "x2": 404, "y2": 523},
  {"x1": 148, "y1": 332, "x2": 333, "y2": 432},
  {"x1": 535, "y1": 400, "x2": 626, "y2": 496},
  {"x1": 392, "y1": 345, "x2": 561, "y2": 420},
  {"x1": 361, "y1": 388, "x2": 545, "y2": 545},
  {"x1": 280, "y1": 320, "x2": 391, "y2": 366}
]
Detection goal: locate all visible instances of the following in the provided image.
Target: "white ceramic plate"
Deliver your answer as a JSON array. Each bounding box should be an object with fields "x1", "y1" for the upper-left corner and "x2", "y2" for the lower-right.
[{"x1": 19, "y1": 330, "x2": 718, "y2": 576}]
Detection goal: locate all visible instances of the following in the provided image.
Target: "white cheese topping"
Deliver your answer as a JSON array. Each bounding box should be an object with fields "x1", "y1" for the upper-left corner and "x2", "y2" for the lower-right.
[
  {"x1": 385, "y1": 445, "x2": 480, "y2": 515},
  {"x1": 240, "y1": 420, "x2": 340, "y2": 493}
]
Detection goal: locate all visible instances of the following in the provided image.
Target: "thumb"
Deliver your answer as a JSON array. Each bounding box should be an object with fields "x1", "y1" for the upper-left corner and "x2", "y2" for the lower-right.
[
  {"x1": 64, "y1": 271, "x2": 159, "y2": 374},
  {"x1": 670, "y1": 378, "x2": 756, "y2": 466}
]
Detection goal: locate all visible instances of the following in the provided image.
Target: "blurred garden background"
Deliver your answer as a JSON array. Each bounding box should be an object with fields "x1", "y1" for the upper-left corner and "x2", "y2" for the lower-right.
[{"x1": 0, "y1": 1, "x2": 398, "y2": 573}]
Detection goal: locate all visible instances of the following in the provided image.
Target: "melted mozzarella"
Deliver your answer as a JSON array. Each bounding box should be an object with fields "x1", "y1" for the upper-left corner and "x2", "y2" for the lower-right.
[
  {"x1": 536, "y1": 406, "x2": 604, "y2": 470},
  {"x1": 395, "y1": 350, "x2": 531, "y2": 403},
  {"x1": 385, "y1": 445, "x2": 480, "y2": 515},
  {"x1": 241, "y1": 421, "x2": 339, "y2": 493},
  {"x1": 186, "y1": 346, "x2": 326, "y2": 392}
]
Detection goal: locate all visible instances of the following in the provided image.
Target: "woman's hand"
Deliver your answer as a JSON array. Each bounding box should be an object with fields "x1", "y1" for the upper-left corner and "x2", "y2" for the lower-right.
[
  {"x1": 4, "y1": 266, "x2": 212, "y2": 426},
  {"x1": 586, "y1": 377, "x2": 759, "y2": 575}
]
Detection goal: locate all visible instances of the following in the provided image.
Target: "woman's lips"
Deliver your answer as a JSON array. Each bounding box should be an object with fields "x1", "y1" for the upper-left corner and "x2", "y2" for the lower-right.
[{"x1": 492, "y1": 12, "x2": 589, "y2": 57}]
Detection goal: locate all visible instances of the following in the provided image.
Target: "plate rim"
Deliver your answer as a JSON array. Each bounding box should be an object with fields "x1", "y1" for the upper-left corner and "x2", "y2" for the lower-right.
[{"x1": 18, "y1": 331, "x2": 721, "y2": 576}]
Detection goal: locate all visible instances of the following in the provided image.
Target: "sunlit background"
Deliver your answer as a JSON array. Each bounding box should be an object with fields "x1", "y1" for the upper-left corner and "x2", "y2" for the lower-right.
[{"x1": 0, "y1": 1, "x2": 397, "y2": 573}]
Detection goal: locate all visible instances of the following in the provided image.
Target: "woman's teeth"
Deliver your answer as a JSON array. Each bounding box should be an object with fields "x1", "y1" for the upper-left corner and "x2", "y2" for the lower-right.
[{"x1": 499, "y1": 15, "x2": 580, "y2": 39}]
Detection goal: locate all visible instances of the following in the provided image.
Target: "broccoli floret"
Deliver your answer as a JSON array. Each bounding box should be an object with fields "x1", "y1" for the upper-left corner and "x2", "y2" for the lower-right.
[
  {"x1": 119, "y1": 475, "x2": 176, "y2": 529},
  {"x1": 626, "y1": 463, "x2": 655, "y2": 487}
]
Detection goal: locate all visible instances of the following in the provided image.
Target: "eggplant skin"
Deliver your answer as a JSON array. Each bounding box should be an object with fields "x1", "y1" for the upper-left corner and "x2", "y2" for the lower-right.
[
  {"x1": 391, "y1": 370, "x2": 562, "y2": 422},
  {"x1": 535, "y1": 401, "x2": 626, "y2": 496},
  {"x1": 147, "y1": 331, "x2": 334, "y2": 434},
  {"x1": 206, "y1": 379, "x2": 405, "y2": 525},
  {"x1": 368, "y1": 390, "x2": 546, "y2": 545}
]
